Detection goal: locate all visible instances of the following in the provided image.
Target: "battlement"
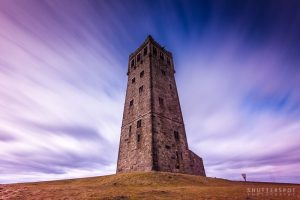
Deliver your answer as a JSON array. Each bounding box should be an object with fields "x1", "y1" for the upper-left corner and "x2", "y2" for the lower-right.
[{"x1": 129, "y1": 35, "x2": 172, "y2": 59}]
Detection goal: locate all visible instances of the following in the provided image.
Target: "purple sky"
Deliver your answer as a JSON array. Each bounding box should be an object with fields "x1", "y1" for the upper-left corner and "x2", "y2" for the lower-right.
[{"x1": 0, "y1": 0, "x2": 300, "y2": 184}]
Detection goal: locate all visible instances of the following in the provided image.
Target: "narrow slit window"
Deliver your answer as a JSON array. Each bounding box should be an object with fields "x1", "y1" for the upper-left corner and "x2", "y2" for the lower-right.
[
  {"x1": 131, "y1": 59, "x2": 135, "y2": 67},
  {"x1": 137, "y1": 119, "x2": 142, "y2": 128},
  {"x1": 174, "y1": 131, "x2": 179, "y2": 142},
  {"x1": 161, "y1": 70, "x2": 166, "y2": 76},
  {"x1": 159, "y1": 97, "x2": 164, "y2": 106},
  {"x1": 136, "y1": 134, "x2": 141, "y2": 148},
  {"x1": 175, "y1": 151, "x2": 180, "y2": 169},
  {"x1": 153, "y1": 47, "x2": 157, "y2": 56},
  {"x1": 137, "y1": 134, "x2": 141, "y2": 142},
  {"x1": 167, "y1": 57, "x2": 170, "y2": 65},
  {"x1": 160, "y1": 52, "x2": 164, "y2": 60},
  {"x1": 137, "y1": 53, "x2": 141, "y2": 62},
  {"x1": 132, "y1": 77, "x2": 135, "y2": 83},
  {"x1": 144, "y1": 47, "x2": 148, "y2": 55},
  {"x1": 140, "y1": 70, "x2": 144, "y2": 78},
  {"x1": 130, "y1": 100, "x2": 134, "y2": 107},
  {"x1": 139, "y1": 85, "x2": 144, "y2": 94},
  {"x1": 129, "y1": 125, "x2": 132, "y2": 138}
]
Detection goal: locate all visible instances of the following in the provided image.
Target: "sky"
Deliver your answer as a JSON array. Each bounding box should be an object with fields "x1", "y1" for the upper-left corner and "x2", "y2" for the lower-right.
[{"x1": 0, "y1": 0, "x2": 299, "y2": 184}]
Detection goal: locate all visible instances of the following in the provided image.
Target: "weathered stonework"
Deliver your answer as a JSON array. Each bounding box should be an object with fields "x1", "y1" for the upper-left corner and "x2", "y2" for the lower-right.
[{"x1": 117, "y1": 36, "x2": 206, "y2": 176}]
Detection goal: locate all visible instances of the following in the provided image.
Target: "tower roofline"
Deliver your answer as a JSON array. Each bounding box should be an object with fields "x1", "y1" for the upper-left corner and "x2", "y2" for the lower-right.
[{"x1": 129, "y1": 35, "x2": 173, "y2": 59}]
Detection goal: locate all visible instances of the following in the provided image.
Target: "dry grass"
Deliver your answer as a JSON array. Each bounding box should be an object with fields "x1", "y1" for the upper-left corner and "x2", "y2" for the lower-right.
[{"x1": 0, "y1": 172, "x2": 299, "y2": 200}]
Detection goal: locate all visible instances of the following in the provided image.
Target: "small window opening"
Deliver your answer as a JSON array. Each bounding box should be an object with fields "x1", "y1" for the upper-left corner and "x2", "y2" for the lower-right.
[
  {"x1": 130, "y1": 100, "x2": 134, "y2": 107},
  {"x1": 132, "y1": 77, "x2": 135, "y2": 83},
  {"x1": 165, "y1": 145, "x2": 171, "y2": 149},
  {"x1": 139, "y1": 85, "x2": 144, "y2": 94},
  {"x1": 175, "y1": 151, "x2": 180, "y2": 169},
  {"x1": 137, "y1": 119, "x2": 142, "y2": 128},
  {"x1": 137, "y1": 134, "x2": 141, "y2": 142},
  {"x1": 140, "y1": 70, "x2": 144, "y2": 78},
  {"x1": 137, "y1": 53, "x2": 141, "y2": 62},
  {"x1": 160, "y1": 52, "x2": 164, "y2": 60},
  {"x1": 161, "y1": 70, "x2": 166, "y2": 76},
  {"x1": 153, "y1": 47, "x2": 157, "y2": 56},
  {"x1": 144, "y1": 47, "x2": 148, "y2": 55},
  {"x1": 137, "y1": 134, "x2": 141, "y2": 148},
  {"x1": 174, "y1": 131, "x2": 179, "y2": 142},
  {"x1": 169, "y1": 84, "x2": 172, "y2": 90},
  {"x1": 167, "y1": 57, "x2": 170, "y2": 65},
  {"x1": 159, "y1": 97, "x2": 164, "y2": 106},
  {"x1": 131, "y1": 59, "x2": 135, "y2": 67}
]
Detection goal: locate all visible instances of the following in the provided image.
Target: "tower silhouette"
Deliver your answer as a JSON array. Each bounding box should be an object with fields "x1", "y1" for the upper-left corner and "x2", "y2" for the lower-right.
[{"x1": 117, "y1": 36, "x2": 205, "y2": 176}]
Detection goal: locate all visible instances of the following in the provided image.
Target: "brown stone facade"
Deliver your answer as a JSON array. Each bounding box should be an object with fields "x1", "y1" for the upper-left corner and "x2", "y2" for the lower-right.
[{"x1": 117, "y1": 36, "x2": 205, "y2": 176}]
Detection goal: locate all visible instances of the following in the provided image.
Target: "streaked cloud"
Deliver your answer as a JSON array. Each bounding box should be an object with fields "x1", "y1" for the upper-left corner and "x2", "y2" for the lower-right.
[{"x1": 0, "y1": 0, "x2": 299, "y2": 184}]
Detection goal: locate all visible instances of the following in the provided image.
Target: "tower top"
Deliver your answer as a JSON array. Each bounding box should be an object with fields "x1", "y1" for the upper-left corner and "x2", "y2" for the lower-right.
[
  {"x1": 129, "y1": 35, "x2": 172, "y2": 59},
  {"x1": 146, "y1": 34, "x2": 153, "y2": 41}
]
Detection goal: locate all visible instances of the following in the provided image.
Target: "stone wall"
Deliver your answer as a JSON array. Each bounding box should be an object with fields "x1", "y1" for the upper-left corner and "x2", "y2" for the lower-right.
[
  {"x1": 117, "y1": 36, "x2": 206, "y2": 177},
  {"x1": 117, "y1": 41, "x2": 152, "y2": 173},
  {"x1": 189, "y1": 150, "x2": 206, "y2": 176}
]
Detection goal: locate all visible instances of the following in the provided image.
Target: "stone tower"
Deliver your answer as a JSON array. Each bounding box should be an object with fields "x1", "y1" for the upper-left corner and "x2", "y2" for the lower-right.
[{"x1": 117, "y1": 36, "x2": 205, "y2": 176}]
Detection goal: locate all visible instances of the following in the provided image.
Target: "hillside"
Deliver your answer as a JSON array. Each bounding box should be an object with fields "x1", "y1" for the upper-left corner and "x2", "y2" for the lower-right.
[{"x1": 0, "y1": 172, "x2": 299, "y2": 200}]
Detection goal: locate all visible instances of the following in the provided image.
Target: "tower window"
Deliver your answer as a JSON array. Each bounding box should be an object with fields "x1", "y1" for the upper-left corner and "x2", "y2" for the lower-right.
[
  {"x1": 153, "y1": 47, "x2": 157, "y2": 56},
  {"x1": 165, "y1": 145, "x2": 171, "y2": 149},
  {"x1": 161, "y1": 70, "x2": 166, "y2": 76},
  {"x1": 144, "y1": 47, "x2": 148, "y2": 55},
  {"x1": 129, "y1": 125, "x2": 132, "y2": 138},
  {"x1": 140, "y1": 70, "x2": 144, "y2": 78},
  {"x1": 174, "y1": 131, "x2": 179, "y2": 142},
  {"x1": 159, "y1": 97, "x2": 164, "y2": 106},
  {"x1": 160, "y1": 52, "x2": 164, "y2": 60},
  {"x1": 137, "y1": 134, "x2": 141, "y2": 142},
  {"x1": 137, "y1": 53, "x2": 141, "y2": 62},
  {"x1": 132, "y1": 77, "x2": 135, "y2": 84},
  {"x1": 167, "y1": 57, "x2": 170, "y2": 65},
  {"x1": 137, "y1": 119, "x2": 142, "y2": 128},
  {"x1": 130, "y1": 100, "x2": 134, "y2": 107},
  {"x1": 136, "y1": 133, "x2": 141, "y2": 149},
  {"x1": 175, "y1": 151, "x2": 180, "y2": 169},
  {"x1": 131, "y1": 59, "x2": 135, "y2": 67},
  {"x1": 169, "y1": 84, "x2": 172, "y2": 90},
  {"x1": 139, "y1": 85, "x2": 144, "y2": 94}
]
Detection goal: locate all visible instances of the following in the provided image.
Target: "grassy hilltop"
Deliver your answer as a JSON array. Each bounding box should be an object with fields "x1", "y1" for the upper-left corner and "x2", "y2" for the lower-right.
[{"x1": 0, "y1": 172, "x2": 299, "y2": 200}]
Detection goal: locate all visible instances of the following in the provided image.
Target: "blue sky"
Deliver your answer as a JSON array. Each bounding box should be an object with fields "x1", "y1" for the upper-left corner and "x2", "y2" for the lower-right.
[{"x1": 0, "y1": 0, "x2": 300, "y2": 183}]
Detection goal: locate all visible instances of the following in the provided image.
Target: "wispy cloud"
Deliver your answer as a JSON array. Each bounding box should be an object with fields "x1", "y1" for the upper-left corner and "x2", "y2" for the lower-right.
[
  {"x1": 0, "y1": 0, "x2": 299, "y2": 183},
  {"x1": 178, "y1": 25, "x2": 300, "y2": 183}
]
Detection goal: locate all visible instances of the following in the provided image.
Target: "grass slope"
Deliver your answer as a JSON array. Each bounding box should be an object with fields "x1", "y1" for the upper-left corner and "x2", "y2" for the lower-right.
[{"x1": 0, "y1": 172, "x2": 299, "y2": 200}]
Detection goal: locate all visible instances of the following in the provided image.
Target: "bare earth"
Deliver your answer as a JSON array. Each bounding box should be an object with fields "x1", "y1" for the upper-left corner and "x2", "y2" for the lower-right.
[{"x1": 0, "y1": 172, "x2": 299, "y2": 200}]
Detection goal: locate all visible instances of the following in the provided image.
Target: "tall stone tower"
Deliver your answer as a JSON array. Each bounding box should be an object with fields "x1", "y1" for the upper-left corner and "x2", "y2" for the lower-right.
[{"x1": 117, "y1": 36, "x2": 205, "y2": 176}]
